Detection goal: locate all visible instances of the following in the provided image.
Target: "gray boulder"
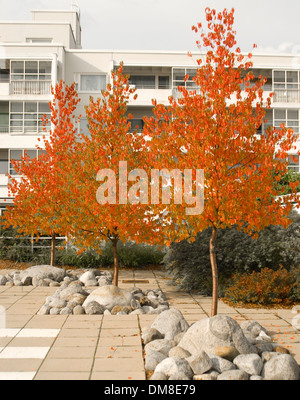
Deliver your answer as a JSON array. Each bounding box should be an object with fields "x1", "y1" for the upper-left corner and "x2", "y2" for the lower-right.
[
  {"x1": 150, "y1": 308, "x2": 189, "y2": 340},
  {"x1": 186, "y1": 351, "x2": 213, "y2": 375},
  {"x1": 179, "y1": 315, "x2": 257, "y2": 356},
  {"x1": 233, "y1": 354, "x2": 263, "y2": 376},
  {"x1": 209, "y1": 354, "x2": 236, "y2": 374},
  {"x1": 240, "y1": 320, "x2": 268, "y2": 339},
  {"x1": 262, "y1": 354, "x2": 300, "y2": 380},
  {"x1": 142, "y1": 328, "x2": 164, "y2": 345},
  {"x1": 145, "y1": 339, "x2": 174, "y2": 356},
  {"x1": 20, "y1": 265, "x2": 66, "y2": 282},
  {"x1": 0, "y1": 275, "x2": 7, "y2": 286},
  {"x1": 145, "y1": 351, "x2": 167, "y2": 371},
  {"x1": 84, "y1": 301, "x2": 105, "y2": 315},
  {"x1": 154, "y1": 356, "x2": 193, "y2": 380},
  {"x1": 218, "y1": 370, "x2": 249, "y2": 380},
  {"x1": 79, "y1": 271, "x2": 96, "y2": 285},
  {"x1": 82, "y1": 285, "x2": 134, "y2": 312},
  {"x1": 59, "y1": 284, "x2": 84, "y2": 301},
  {"x1": 169, "y1": 346, "x2": 191, "y2": 359}
]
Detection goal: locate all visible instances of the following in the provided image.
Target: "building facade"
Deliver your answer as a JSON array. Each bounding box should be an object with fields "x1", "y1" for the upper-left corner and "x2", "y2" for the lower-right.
[{"x1": 0, "y1": 9, "x2": 300, "y2": 214}]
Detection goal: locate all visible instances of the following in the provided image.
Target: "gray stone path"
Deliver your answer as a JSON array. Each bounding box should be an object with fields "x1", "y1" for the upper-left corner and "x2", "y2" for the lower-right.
[{"x1": 0, "y1": 268, "x2": 298, "y2": 380}]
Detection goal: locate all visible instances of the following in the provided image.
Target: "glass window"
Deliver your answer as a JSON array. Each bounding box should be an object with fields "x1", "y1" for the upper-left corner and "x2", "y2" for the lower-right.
[
  {"x1": 159, "y1": 76, "x2": 170, "y2": 89},
  {"x1": 10, "y1": 102, "x2": 51, "y2": 134},
  {"x1": 80, "y1": 75, "x2": 106, "y2": 92},
  {"x1": 129, "y1": 76, "x2": 155, "y2": 89},
  {"x1": 0, "y1": 149, "x2": 8, "y2": 174},
  {"x1": 274, "y1": 71, "x2": 285, "y2": 83}
]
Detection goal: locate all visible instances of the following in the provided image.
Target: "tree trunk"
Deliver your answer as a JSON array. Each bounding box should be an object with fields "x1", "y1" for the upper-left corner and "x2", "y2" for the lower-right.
[
  {"x1": 112, "y1": 239, "x2": 119, "y2": 287},
  {"x1": 210, "y1": 226, "x2": 218, "y2": 317},
  {"x1": 50, "y1": 232, "x2": 56, "y2": 266}
]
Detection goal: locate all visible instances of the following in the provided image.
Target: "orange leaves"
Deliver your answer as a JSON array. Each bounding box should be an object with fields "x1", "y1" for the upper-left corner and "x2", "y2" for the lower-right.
[{"x1": 3, "y1": 80, "x2": 80, "y2": 244}]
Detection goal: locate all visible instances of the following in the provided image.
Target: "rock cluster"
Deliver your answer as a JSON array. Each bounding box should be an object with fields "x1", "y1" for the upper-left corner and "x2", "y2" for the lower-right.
[
  {"x1": 16, "y1": 266, "x2": 170, "y2": 316},
  {"x1": 0, "y1": 265, "x2": 68, "y2": 287},
  {"x1": 143, "y1": 309, "x2": 300, "y2": 381}
]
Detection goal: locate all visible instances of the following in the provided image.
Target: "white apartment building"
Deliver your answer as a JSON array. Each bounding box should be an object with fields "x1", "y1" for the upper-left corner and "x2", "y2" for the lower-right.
[{"x1": 0, "y1": 9, "x2": 300, "y2": 214}]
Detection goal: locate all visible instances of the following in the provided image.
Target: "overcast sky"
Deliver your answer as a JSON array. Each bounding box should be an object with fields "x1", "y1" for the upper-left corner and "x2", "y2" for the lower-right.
[{"x1": 0, "y1": 0, "x2": 299, "y2": 54}]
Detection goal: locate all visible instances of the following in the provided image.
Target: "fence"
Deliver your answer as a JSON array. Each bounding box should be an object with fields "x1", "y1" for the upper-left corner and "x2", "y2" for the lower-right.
[{"x1": 0, "y1": 235, "x2": 67, "y2": 262}]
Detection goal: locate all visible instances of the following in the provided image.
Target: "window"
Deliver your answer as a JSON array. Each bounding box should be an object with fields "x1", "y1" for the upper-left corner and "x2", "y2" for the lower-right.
[
  {"x1": 9, "y1": 149, "x2": 45, "y2": 176},
  {"x1": 274, "y1": 109, "x2": 299, "y2": 133},
  {"x1": 0, "y1": 149, "x2": 8, "y2": 174},
  {"x1": 172, "y1": 68, "x2": 198, "y2": 98},
  {"x1": 288, "y1": 155, "x2": 300, "y2": 173},
  {"x1": 0, "y1": 60, "x2": 9, "y2": 83},
  {"x1": 273, "y1": 70, "x2": 300, "y2": 102},
  {"x1": 0, "y1": 102, "x2": 9, "y2": 133},
  {"x1": 10, "y1": 101, "x2": 51, "y2": 134},
  {"x1": 10, "y1": 60, "x2": 52, "y2": 81},
  {"x1": 158, "y1": 76, "x2": 170, "y2": 89},
  {"x1": 128, "y1": 76, "x2": 156, "y2": 89},
  {"x1": 80, "y1": 75, "x2": 106, "y2": 92},
  {"x1": 129, "y1": 119, "x2": 144, "y2": 132}
]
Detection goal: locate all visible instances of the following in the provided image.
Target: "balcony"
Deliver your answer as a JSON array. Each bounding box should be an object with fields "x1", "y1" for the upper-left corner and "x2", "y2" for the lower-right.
[
  {"x1": 11, "y1": 80, "x2": 52, "y2": 96},
  {"x1": 273, "y1": 90, "x2": 300, "y2": 104}
]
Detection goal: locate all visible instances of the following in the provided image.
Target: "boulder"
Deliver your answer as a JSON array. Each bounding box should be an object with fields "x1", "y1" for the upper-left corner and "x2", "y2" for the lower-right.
[
  {"x1": 142, "y1": 328, "x2": 164, "y2": 345},
  {"x1": 169, "y1": 346, "x2": 191, "y2": 359},
  {"x1": 150, "y1": 308, "x2": 189, "y2": 340},
  {"x1": 59, "y1": 284, "x2": 84, "y2": 302},
  {"x1": 233, "y1": 354, "x2": 263, "y2": 376},
  {"x1": 154, "y1": 356, "x2": 193, "y2": 380},
  {"x1": 209, "y1": 354, "x2": 236, "y2": 374},
  {"x1": 145, "y1": 351, "x2": 167, "y2": 371},
  {"x1": 19, "y1": 265, "x2": 66, "y2": 282},
  {"x1": 82, "y1": 285, "x2": 134, "y2": 312},
  {"x1": 79, "y1": 271, "x2": 96, "y2": 285},
  {"x1": 179, "y1": 315, "x2": 257, "y2": 356},
  {"x1": 111, "y1": 306, "x2": 131, "y2": 315},
  {"x1": 215, "y1": 346, "x2": 239, "y2": 362},
  {"x1": 0, "y1": 275, "x2": 7, "y2": 286},
  {"x1": 217, "y1": 370, "x2": 249, "y2": 380},
  {"x1": 84, "y1": 301, "x2": 105, "y2": 315},
  {"x1": 145, "y1": 339, "x2": 174, "y2": 356},
  {"x1": 186, "y1": 351, "x2": 213, "y2": 375},
  {"x1": 262, "y1": 354, "x2": 300, "y2": 380},
  {"x1": 240, "y1": 320, "x2": 268, "y2": 339}
]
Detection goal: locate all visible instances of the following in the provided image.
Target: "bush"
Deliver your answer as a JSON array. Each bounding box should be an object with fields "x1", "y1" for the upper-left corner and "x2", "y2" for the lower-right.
[
  {"x1": 223, "y1": 267, "x2": 299, "y2": 305},
  {"x1": 55, "y1": 241, "x2": 165, "y2": 269},
  {"x1": 163, "y1": 211, "x2": 300, "y2": 294}
]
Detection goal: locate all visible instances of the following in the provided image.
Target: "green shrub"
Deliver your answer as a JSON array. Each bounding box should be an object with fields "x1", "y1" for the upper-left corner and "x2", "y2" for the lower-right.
[{"x1": 163, "y1": 211, "x2": 300, "y2": 294}]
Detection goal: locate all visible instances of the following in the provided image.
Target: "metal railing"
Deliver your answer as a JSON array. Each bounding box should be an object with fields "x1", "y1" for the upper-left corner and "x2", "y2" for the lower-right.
[
  {"x1": 11, "y1": 80, "x2": 52, "y2": 95},
  {"x1": 0, "y1": 126, "x2": 9, "y2": 134},
  {"x1": 273, "y1": 90, "x2": 300, "y2": 103}
]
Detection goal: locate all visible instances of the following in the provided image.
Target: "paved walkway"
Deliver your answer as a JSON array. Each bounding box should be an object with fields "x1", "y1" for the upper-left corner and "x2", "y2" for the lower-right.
[{"x1": 0, "y1": 268, "x2": 299, "y2": 380}]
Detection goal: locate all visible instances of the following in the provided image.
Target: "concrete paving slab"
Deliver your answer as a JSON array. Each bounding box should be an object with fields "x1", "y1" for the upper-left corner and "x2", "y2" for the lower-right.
[{"x1": 0, "y1": 268, "x2": 299, "y2": 379}]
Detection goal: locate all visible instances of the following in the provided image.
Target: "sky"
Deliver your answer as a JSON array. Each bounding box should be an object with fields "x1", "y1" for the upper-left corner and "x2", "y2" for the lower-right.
[{"x1": 0, "y1": 0, "x2": 299, "y2": 54}]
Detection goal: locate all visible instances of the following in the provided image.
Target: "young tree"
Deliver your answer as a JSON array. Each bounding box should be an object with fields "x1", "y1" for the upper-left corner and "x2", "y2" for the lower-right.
[
  {"x1": 66, "y1": 64, "x2": 160, "y2": 286},
  {"x1": 2, "y1": 81, "x2": 80, "y2": 266},
  {"x1": 144, "y1": 8, "x2": 300, "y2": 316}
]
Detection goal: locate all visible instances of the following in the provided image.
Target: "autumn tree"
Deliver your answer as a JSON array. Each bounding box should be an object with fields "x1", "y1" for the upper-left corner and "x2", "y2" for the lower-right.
[
  {"x1": 2, "y1": 81, "x2": 80, "y2": 266},
  {"x1": 144, "y1": 8, "x2": 300, "y2": 316},
  {"x1": 65, "y1": 64, "x2": 160, "y2": 286}
]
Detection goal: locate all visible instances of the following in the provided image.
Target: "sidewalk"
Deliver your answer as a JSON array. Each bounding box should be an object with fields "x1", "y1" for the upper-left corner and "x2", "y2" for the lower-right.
[{"x1": 0, "y1": 268, "x2": 298, "y2": 380}]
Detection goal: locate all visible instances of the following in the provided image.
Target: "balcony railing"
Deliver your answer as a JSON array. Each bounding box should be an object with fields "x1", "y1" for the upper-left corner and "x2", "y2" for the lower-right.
[
  {"x1": 273, "y1": 90, "x2": 300, "y2": 103},
  {"x1": 11, "y1": 80, "x2": 52, "y2": 95},
  {"x1": 0, "y1": 126, "x2": 9, "y2": 134}
]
